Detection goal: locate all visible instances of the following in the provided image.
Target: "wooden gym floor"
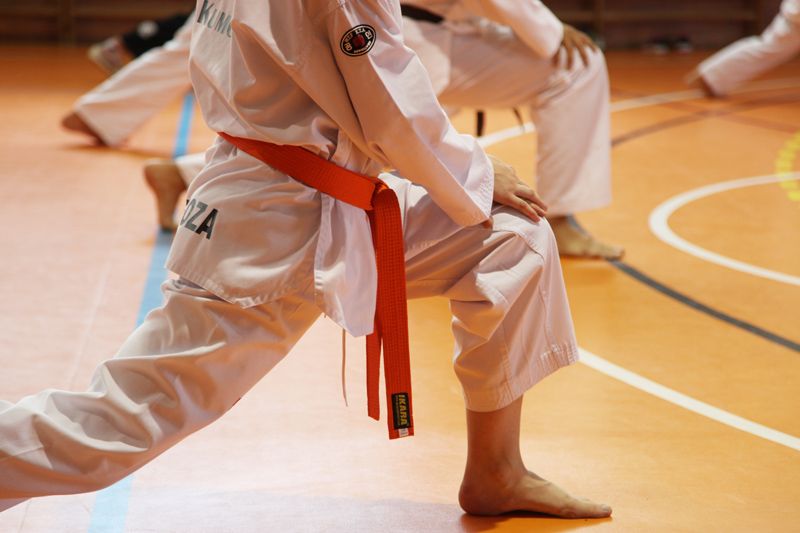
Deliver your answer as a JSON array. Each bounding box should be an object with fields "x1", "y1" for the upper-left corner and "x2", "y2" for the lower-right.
[{"x1": 0, "y1": 46, "x2": 798, "y2": 532}]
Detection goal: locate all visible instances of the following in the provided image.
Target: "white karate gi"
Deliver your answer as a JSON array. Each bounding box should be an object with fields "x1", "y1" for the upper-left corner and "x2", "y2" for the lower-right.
[
  {"x1": 698, "y1": 0, "x2": 800, "y2": 96},
  {"x1": 401, "y1": 0, "x2": 612, "y2": 216},
  {"x1": 73, "y1": 15, "x2": 194, "y2": 147},
  {"x1": 0, "y1": 0, "x2": 578, "y2": 508}
]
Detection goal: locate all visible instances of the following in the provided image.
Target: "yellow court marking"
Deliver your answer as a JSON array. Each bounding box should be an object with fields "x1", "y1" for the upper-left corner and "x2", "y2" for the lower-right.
[{"x1": 775, "y1": 130, "x2": 800, "y2": 203}]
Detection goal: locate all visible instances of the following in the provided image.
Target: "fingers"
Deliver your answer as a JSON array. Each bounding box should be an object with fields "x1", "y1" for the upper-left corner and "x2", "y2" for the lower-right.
[
  {"x1": 558, "y1": 26, "x2": 598, "y2": 70},
  {"x1": 513, "y1": 195, "x2": 544, "y2": 222},
  {"x1": 505, "y1": 185, "x2": 547, "y2": 222},
  {"x1": 577, "y1": 42, "x2": 589, "y2": 68},
  {"x1": 564, "y1": 43, "x2": 573, "y2": 70},
  {"x1": 515, "y1": 185, "x2": 548, "y2": 211},
  {"x1": 575, "y1": 31, "x2": 597, "y2": 67}
]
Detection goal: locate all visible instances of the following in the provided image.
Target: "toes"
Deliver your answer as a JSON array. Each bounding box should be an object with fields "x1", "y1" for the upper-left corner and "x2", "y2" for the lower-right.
[
  {"x1": 557, "y1": 499, "x2": 612, "y2": 519},
  {"x1": 557, "y1": 233, "x2": 624, "y2": 260}
]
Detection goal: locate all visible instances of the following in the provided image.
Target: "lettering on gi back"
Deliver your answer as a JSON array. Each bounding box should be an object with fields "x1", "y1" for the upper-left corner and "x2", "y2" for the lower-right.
[
  {"x1": 180, "y1": 198, "x2": 218, "y2": 240},
  {"x1": 196, "y1": 0, "x2": 232, "y2": 38}
]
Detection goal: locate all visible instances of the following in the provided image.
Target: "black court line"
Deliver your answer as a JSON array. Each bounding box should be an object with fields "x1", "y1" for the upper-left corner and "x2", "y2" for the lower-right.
[
  {"x1": 603, "y1": 88, "x2": 800, "y2": 354},
  {"x1": 610, "y1": 261, "x2": 800, "y2": 353}
]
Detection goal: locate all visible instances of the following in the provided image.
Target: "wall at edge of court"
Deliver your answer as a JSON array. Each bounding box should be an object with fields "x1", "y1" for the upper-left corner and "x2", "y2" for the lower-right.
[{"x1": 0, "y1": 0, "x2": 786, "y2": 49}]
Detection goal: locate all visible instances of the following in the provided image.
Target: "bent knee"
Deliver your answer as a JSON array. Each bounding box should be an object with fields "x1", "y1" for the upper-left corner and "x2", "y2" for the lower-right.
[{"x1": 491, "y1": 207, "x2": 559, "y2": 260}]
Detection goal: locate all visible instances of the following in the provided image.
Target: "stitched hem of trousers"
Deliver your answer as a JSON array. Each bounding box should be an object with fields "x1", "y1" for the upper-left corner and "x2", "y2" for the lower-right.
[
  {"x1": 543, "y1": 198, "x2": 612, "y2": 218},
  {"x1": 461, "y1": 340, "x2": 579, "y2": 412}
]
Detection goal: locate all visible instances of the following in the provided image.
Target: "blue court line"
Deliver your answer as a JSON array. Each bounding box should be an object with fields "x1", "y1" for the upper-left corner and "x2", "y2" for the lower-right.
[
  {"x1": 610, "y1": 260, "x2": 800, "y2": 353},
  {"x1": 172, "y1": 92, "x2": 195, "y2": 160},
  {"x1": 87, "y1": 92, "x2": 195, "y2": 533}
]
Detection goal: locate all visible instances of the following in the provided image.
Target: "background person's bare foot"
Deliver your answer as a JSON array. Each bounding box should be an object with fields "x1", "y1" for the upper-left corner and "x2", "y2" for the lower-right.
[
  {"x1": 685, "y1": 69, "x2": 719, "y2": 98},
  {"x1": 549, "y1": 215, "x2": 624, "y2": 260},
  {"x1": 61, "y1": 112, "x2": 106, "y2": 145},
  {"x1": 143, "y1": 159, "x2": 187, "y2": 231},
  {"x1": 87, "y1": 37, "x2": 132, "y2": 75}
]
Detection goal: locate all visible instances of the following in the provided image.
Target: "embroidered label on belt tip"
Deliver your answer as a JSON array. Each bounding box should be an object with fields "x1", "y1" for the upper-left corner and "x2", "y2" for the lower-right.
[{"x1": 391, "y1": 392, "x2": 411, "y2": 430}]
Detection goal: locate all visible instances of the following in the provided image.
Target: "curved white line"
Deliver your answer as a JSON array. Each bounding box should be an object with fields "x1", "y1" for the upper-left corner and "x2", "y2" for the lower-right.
[
  {"x1": 649, "y1": 174, "x2": 800, "y2": 286},
  {"x1": 609, "y1": 89, "x2": 704, "y2": 112},
  {"x1": 476, "y1": 83, "x2": 800, "y2": 450},
  {"x1": 579, "y1": 348, "x2": 800, "y2": 451},
  {"x1": 477, "y1": 122, "x2": 536, "y2": 148}
]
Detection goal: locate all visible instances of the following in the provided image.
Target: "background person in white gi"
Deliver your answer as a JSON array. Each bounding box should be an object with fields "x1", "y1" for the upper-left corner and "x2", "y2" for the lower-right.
[
  {"x1": 689, "y1": 0, "x2": 800, "y2": 96},
  {"x1": 61, "y1": 14, "x2": 194, "y2": 147},
  {"x1": 0, "y1": 1, "x2": 611, "y2": 519},
  {"x1": 401, "y1": 0, "x2": 623, "y2": 260}
]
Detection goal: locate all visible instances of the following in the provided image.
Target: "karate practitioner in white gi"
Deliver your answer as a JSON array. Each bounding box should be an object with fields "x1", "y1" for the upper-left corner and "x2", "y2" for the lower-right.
[
  {"x1": 1, "y1": 1, "x2": 611, "y2": 519},
  {"x1": 399, "y1": 1, "x2": 623, "y2": 260},
  {"x1": 61, "y1": 15, "x2": 194, "y2": 147},
  {"x1": 690, "y1": 0, "x2": 800, "y2": 96}
]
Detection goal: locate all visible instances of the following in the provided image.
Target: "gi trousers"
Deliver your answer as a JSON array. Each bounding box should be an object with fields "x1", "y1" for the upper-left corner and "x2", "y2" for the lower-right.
[
  {"x1": 698, "y1": 14, "x2": 800, "y2": 96},
  {"x1": 405, "y1": 19, "x2": 612, "y2": 216},
  {"x1": 0, "y1": 178, "x2": 577, "y2": 509}
]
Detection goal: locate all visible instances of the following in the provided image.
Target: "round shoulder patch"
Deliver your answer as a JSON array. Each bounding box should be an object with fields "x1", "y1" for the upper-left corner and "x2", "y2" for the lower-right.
[{"x1": 340, "y1": 24, "x2": 376, "y2": 57}]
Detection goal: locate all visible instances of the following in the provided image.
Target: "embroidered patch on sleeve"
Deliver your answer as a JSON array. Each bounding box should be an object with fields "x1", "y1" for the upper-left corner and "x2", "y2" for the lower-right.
[{"x1": 340, "y1": 25, "x2": 376, "y2": 56}]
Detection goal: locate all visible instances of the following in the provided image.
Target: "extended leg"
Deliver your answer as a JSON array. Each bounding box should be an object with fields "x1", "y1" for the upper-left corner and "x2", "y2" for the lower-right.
[
  {"x1": 694, "y1": 15, "x2": 800, "y2": 96},
  {"x1": 65, "y1": 16, "x2": 193, "y2": 147},
  {"x1": 0, "y1": 278, "x2": 319, "y2": 507}
]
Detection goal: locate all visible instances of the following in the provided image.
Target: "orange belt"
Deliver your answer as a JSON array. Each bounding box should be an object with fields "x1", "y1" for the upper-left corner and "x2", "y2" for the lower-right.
[{"x1": 219, "y1": 133, "x2": 414, "y2": 439}]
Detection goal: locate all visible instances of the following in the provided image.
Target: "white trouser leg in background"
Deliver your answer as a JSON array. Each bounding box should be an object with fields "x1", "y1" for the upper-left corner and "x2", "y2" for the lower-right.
[
  {"x1": 73, "y1": 17, "x2": 193, "y2": 147},
  {"x1": 0, "y1": 179, "x2": 576, "y2": 509},
  {"x1": 698, "y1": 15, "x2": 800, "y2": 96},
  {"x1": 420, "y1": 22, "x2": 612, "y2": 216}
]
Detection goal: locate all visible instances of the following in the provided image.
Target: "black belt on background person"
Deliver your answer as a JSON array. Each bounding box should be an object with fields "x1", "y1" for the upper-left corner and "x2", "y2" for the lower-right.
[
  {"x1": 400, "y1": 3, "x2": 511, "y2": 138},
  {"x1": 400, "y1": 4, "x2": 444, "y2": 24}
]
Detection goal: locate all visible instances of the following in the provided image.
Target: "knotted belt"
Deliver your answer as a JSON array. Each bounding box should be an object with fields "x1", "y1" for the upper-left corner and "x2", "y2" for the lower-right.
[{"x1": 218, "y1": 132, "x2": 414, "y2": 440}]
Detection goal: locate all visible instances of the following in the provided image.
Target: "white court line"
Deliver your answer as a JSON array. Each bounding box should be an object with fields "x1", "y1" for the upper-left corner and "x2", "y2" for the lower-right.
[
  {"x1": 473, "y1": 81, "x2": 800, "y2": 450},
  {"x1": 478, "y1": 122, "x2": 536, "y2": 148},
  {"x1": 609, "y1": 89, "x2": 704, "y2": 112},
  {"x1": 610, "y1": 76, "x2": 800, "y2": 113},
  {"x1": 579, "y1": 348, "x2": 800, "y2": 451},
  {"x1": 479, "y1": 76, "x2": 800, "y2": 149},
  {"x1": 649, "y1": 173, "x2": 800, "y2": 287}
]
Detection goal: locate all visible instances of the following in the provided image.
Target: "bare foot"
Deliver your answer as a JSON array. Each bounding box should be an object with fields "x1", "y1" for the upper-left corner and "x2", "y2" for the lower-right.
[
  {"x1": 87, "y1": 37, "x2": 132, "y2": 75},
  {"x1": 61, "y1": 112, "x2": 106, "y2": 145},
  {"x1": 685, "y1": 69, "x2": 718, "y2": 98},
  {"x1": 459, "y1": 468, "x2": 611, "y2": 518},
  {"x1": 143, "y1": 159, "x2": 187, "y2": 231},
  {"x1": 549, "y1": 215, "x2": 624, "y2": 260}
]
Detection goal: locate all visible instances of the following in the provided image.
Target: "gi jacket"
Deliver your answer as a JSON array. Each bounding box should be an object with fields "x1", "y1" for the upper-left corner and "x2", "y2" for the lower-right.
[{"x1": 167, "y1": 0, "x2": 493, "y2": 336}]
